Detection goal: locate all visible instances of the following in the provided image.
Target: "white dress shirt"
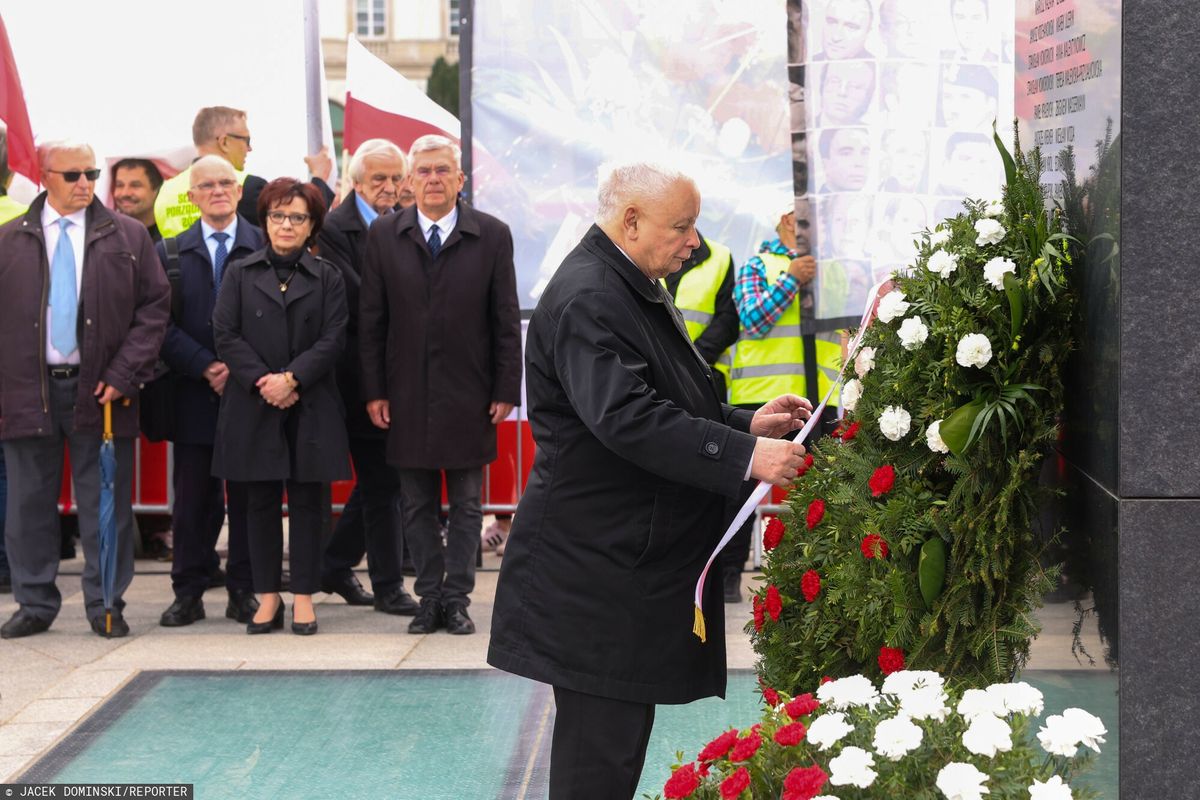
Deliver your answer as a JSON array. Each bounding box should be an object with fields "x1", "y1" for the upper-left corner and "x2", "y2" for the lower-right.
[
  {"x1": 201, "y1": 217, "x2": 239, "y2": 274},
  {"x1": 41, "y1": 203, "x2": 88, "y2": 365},
  {"x1": 417, "y1": 204, "x2": 459, "y2": 245}
]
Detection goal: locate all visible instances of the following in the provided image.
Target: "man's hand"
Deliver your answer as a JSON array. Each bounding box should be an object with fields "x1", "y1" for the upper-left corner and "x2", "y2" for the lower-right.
[
  {"x1": 489, "y1": 401, "x2": 514, "y2": 425},
  {"x1": 750, "y1": 437, "x2": 808, "y2": 487},
  {"x1": 750, "y1": 394, "x2": 812, "y2": 438},
  {"x1": 256, "y1": 373, "x2": 296, "y2": 408},
  {"x1": 204, "y1": 361, "x2": 229, "y2": 396},
  {"x1": 787, "y1": 254, "x2": 816, "y2": 285},
  {"x1": 367, "y1": 399, "x2": 390, "y2": 429},
  {"x1": 93, "y1": 381, "x2": 123, "y2": 406},
  {"x1": 304, "y1": 147, "x2": 334, "y2": 182}
]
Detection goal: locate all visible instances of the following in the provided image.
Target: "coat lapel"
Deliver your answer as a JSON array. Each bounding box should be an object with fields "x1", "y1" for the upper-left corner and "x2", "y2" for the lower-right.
[{"x1": 251, "y1": 264, "x2": 287, "y2": 308}]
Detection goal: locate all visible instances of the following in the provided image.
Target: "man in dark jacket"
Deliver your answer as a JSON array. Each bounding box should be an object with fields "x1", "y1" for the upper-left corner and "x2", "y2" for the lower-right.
[
  {"x1": 0, "y1": 140, "x2": 171, "y2": 639},
  {"x1": 360, "y1": 134, "x2": 522, "y2": 636},
  {"x1": 317, "y1": 138, "x2": 418, "y2": 615},
  {"x1": 487, "y1": 160, "x2": 811, "y2": 798},
  {"x1": 155, "y1": 156, "x2": 263, "y2": 627}
]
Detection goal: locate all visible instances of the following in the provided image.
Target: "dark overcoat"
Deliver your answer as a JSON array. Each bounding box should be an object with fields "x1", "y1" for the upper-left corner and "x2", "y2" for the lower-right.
[
  {"x1": 156, "y1": 216, "x2": 263, "y2": 445},
  {"x1": 0, "y1": 195, "x2": 169, "y2": 440},
  {"x1": 315, "y1": 196, "x2": 377, "y2": 440},
  {"x1": 210, "y1": 247, "x2": 351, "y2": 483},
  {"x1": 359, "y1": 202, "x2": 522, "y2": 469},
  {"x1": 487, "y1": 225, "x2": 757, "y2": 705}
]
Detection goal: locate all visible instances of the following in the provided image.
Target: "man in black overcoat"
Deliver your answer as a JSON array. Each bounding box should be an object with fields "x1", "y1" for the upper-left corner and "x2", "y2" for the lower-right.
[{"x1": 488, "y1": 160, "x2": 812, "y2": 798}]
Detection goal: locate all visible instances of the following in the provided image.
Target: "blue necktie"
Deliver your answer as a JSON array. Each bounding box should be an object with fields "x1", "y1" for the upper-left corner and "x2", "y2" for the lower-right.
[
  {"x1": 50, "y1": 217, "x2": 78, "y2": 356},
  {"x1": 428, "y1": 224, "x2": 442, "y2": 258},
  {"x1": 212, "y1": 232, "x2": 230, "y2": 297}
]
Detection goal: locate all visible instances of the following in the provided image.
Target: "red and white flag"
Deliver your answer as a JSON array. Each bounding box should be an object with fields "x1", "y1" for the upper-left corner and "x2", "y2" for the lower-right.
[
  {"x1": 0, "y1": 12, "x2": 38, "y2": 186},
  {"x1": 343, "y1": 35, "x2": 460, "y2": 154}
]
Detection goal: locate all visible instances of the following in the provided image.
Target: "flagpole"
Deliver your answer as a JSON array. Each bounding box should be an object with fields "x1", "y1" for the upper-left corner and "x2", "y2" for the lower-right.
[{"x1": 301, "y1": 0, "x2": 324, "y2": 156}]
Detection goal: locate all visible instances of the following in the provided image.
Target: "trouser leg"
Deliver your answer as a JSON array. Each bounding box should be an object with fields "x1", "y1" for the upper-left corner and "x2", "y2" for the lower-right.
[
  {"x1": 285, "y1": 480, "x2": 326, "y2": 595},
  {"x1": 2, "y1": 435, "x2": 66, "y2": 622},
  {"x1": 224, "y1": 481, "x2": 253, "y2": 592},
  {"x1": 170, "y1": 443, "x2": 221, "y2": 599},
  {"x1": 442, "y1": 467, "x2": 483, "y2": 607},
  {"x1": 397, "y1": 469, "x2": 443, "y2": 602},
  {"x1": 245, "y1": 481, "x2": 284, "y2": 593},
  {"x1": 549, "y1": 686, "x2": 656, "y2": 800}
]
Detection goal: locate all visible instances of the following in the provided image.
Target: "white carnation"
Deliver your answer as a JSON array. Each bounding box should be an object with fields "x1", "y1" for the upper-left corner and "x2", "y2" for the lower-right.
[
  {"x1": 898, "y1": 685, "x2": 950, "y2": 722},
  {"x1": 897, "y1": 316, "x2": 929, "y2": 350},
  {"x1": 974, "y1": 218, "x2": 1006, "y2": 246},
  {"x1": 982, "y1": 257, "x2": 1017, "y2": 290},
  {"x1": 957, "y1": 688, "x2": 1003, "y2": 721},
  {"x1": 986, "y1": 682, "x2": 1045, "y2": 717},
  {"x1": 961, "y1": 714, "x2": 1013, "y2": 758},
  {"x1": 929, "y1": 227, "x2": 952, "y2": 247},
  {"x1": 926, "y1": 249, "x2": 959, "y2": 278},
  {"x1": 1037, "y1": 709, "x2": 1105, "y2": 757},
  {"x1": 818, "y1": 675, "x2": 881, "y2": 710},
  {"x1": 881, "y1": 670, "x2": 944, "y2": 699},
  {"x1": 829, "y1": 746, "x2": 877, "y2": 788},
  {"x1": 1028, "y1": 775, "x2": 1074, "y2": 800},
  {"x1": 984, "y1": 199, "x2": 1005, "y2": 217},
  {"x1": 807, "y1": 711, "x2": 855, "y2": 750},
  {"x1": 955, "y1": 333, "x2": 992, "y2": 369},
  {"x1": 872, "y1": 715, "x2": 924, "y2": 760},
  {"x1": 876, "y1": 290, "x2": 910, "y2": 324},
  {"x1": 854, "y1": 347, "x2": 876, "y2": 379},
  {"x1": 878, "y1": 405, "x2": 912, "y2": 441},
  {"x1": 842, "y1": 378, "x2": 863, "y2": 412},
  {"x1": 1063, "y1": 708, "x2": 1106, "y2": 752},
  {"x1": 926, "y1": 420, "x2": 950, "y2": 454},
  {"x1": 936, "y1": 762, "x2": 991, "y2": 800}
]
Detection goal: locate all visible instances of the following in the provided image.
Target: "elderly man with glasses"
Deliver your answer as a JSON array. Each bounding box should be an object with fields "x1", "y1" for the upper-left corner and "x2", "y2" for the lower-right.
[{"x1": 0, "y1": 140, "x2": 170, "y2": 639}]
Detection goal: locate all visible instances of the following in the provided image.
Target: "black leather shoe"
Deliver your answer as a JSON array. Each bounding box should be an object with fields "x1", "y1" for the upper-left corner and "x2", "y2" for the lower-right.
[
  {"x1": 247, "y1": 600, "x2": 284, "y2": 634},
  {"x1": 207, "y1": 566, "x2": 227, "y2": 589},
  {"x1": 374, "y1": 586, "x2": 420, "y2": 616},
  {"x1": 407, "y1": 598, "x2": 444, "y2": 634},
  {"x1": 723, "y1": 569, "x2": 743, "y2": 604},
  {"x1": 1, "y1": 609, "x2": 51, "y2": 639},
  {"x1": 291, "y1": 606, "x2": 319, "y2": 636},
  {"x1": 91, "y1": 610, "x2": 130, "y2": 638},
  {"x1": 322, "y1": 573, "x2": 374, "y2": 606},
  {"x1": 160, "y1": 596, "x2": 205, "y2": 627},
  {"x1": 444, "y1": 603, "x2": 476, "y2": 635},
  {"x1": 225, "y1": 590, "x2": 260, "y2": 624}
]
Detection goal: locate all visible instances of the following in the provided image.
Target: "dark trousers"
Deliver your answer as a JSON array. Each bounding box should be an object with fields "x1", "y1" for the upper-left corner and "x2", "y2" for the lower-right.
[
  {"x1": 170, "y1": 443, "x2": 252, "y2": 598},
  {"x1": 322, "y1": 436, "x2": 403, "y2": 593},
  {"x1": 397, "y1": 467, "x2": 482, "y2": 606},
  {"x1": 549, "y1": 686, "x2": 656, "y2": 800},
  {"x1": 2, "y1": 374, "x2": 135, "y2": 623},
  {"x1": 0, "y1": 447, "x2": 8, "y2": 576},
  {"x1": 245, "y1": 480, "x2": 327, "y2": 595}
]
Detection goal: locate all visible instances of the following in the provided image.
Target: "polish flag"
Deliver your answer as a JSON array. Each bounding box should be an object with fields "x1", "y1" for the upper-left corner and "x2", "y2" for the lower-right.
[
  {"x1": 343, "y1": 35, "x2": 460, "y2": 154},
  {"x1": 0, "y1": 13, "x2": 38, "y2": 185}
]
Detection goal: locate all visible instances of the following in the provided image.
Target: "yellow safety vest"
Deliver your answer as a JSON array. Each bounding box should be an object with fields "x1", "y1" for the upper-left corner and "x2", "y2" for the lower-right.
[
  {"x1": 0, "y1": 195, "x2": 27, "y2": 225},
  {"x1": 154, "y1": 164, "x2": 249, "y2": 239},
  {"x1": 662, "y1": 239, "x2": 734, "y2": 382},
  {"x1": 730, "y1": 251, "x2": 841, "y2": 406}
]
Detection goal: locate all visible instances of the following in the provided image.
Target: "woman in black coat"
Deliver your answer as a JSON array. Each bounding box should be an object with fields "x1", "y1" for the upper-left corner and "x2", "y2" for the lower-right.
[{"x1": 212, "y1": 178, "x2": 350, "y2": 635}]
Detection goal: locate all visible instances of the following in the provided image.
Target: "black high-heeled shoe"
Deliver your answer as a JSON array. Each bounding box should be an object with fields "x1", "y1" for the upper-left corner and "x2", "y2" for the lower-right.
[
  {"x1": 246, "y1": 599, "x2": 284, "y2": 634},
  {"x1": 291, "y1": 605, "x2": 318, "y2": 636}
]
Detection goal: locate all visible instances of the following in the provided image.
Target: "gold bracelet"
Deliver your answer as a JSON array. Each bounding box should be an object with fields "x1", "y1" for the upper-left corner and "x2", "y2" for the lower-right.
[{"x1": 283, "y1": 371, "x2": 298, "y2": 390}]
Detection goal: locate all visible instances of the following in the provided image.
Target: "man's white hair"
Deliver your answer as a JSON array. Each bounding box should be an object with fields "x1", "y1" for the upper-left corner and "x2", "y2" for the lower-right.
[
  {"x1": 189, "y1": 154, "x2": 236, "y2": 186},
  {"x1": 349, "y1": 139, "x2": 408, "y2": 183},
  {"x1": 595, "y1": 159, "x2": 696, "y2": 225},
  {"x1": 409, "y1": 134, "x2": 461, "y2": 168},
  {"x1": 37, "y1": 139, "x2": 94, "y2": 171}
]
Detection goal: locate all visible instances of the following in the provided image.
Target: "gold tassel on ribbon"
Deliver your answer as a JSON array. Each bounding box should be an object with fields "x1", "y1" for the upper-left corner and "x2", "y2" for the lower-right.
[{"x1": 693, "y1": 605, "x2": 706, "y2": 643}]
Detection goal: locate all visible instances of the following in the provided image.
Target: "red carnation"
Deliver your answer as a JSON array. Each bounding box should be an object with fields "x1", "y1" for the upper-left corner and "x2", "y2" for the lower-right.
[
  {"x1": 785, "y1": 692, "x2": 819, "y2": 719},
  {"x1": 698, "y1": 729, "x2": 739, "y2": 761},
  {"x1": 763, "y1": 517, "x2": 785, "y2": 551},
  {"x1": 774, "y1": 721, "x2": 807, "y2": 746},
  {"x1": 805, "y1": 499, "x2": 825, "y2": 530},
  {"x1": 878, "y1": 646, "x2": 906, "y2": 675},
  {"x1": 698, "y1": 761, "x2": 710, "y2": 777},
  {"x1": 868, "y1": 464, "x2": 896, "y2": 497},
  {"x1": 752, "y1": 595, "x2": 764, "y2": 632},
  {"x1": 765, "y1": 584, "x2": 783, "y2": 621},
  {"x1": 860, "y1": 533, "x2": 889, "y2": 559},
  {"x1": 820, "y1": 676, "x2": 833, "y2": 685},
  {"x1": 797, "y1": 453, "x2": 815, "y2": 476},
  {"x1": 719, "y1": 766, "x2": 751, "y2": 799},
  {"x1": 801, "y1": 569, "x2": 821, "y2": 603},
  {"x1": 782, "y1": 764, "x2": 829, "y2": 800},
  {"x1": 841, "y1": 420, "x2": 860, "y2": 441},
  {"x1": 663, "y1": 763, "x2": 701, "y2": 799},
  {"x1": 730, "y1": 731, "x2": 762, "y2": 762},
  {"x1": 762, "y1": 686, "x2": 780, "y2": 707}
]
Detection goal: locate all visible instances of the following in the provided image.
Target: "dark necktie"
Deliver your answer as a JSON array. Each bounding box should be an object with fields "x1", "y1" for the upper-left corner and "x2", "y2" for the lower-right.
[
  {"x1": 212, "y1": 232, "x2": 230, "y2": 297},
  {"x1": 428, "y1": 224, "x2": 442, "y2": 258}
]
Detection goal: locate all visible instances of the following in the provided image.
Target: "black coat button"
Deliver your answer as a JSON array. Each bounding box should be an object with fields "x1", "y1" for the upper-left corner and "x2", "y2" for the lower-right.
[{"x1": 705, "y1": 442, "x2": 719, "y2": 455}]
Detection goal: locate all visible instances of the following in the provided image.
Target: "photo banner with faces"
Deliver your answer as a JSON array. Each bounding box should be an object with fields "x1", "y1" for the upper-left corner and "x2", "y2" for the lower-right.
[
  {"x1": 793, "y1": 0, "x2": 1016, "y2": 329},
  {"x1": 471, "y1": 1, "x2": 794, "y2": 310}
]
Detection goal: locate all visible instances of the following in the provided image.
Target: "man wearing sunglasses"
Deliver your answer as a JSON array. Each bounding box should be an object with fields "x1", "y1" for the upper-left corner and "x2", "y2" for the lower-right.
[
  {"x1": 154, "y1": 106, "x2": 334, "y2": 239},
  {"x1": 0, "y1": 140, "x2": 171, "y2": 639}
]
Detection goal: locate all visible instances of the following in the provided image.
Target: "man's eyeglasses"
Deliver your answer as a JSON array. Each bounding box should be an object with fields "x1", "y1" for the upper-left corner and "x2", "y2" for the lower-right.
[
  {"x1": 266, "y1": 211, "x2": 311, "y2": 226},
  {"x1": 413, "y1": 165, "x2": 454, "y2": 179},
  {"x1": 46, "y1": 168, "x2": 101, "y2": 183},
  {"x1": 368, "y1": 173, "x2": 406, "y2": 186},
  {"x1": 223, "y1": 133, "x2": 252, "y2": 148},
  {"x1": 192, "y1": 179, "x2": 239, "y2": 194}
]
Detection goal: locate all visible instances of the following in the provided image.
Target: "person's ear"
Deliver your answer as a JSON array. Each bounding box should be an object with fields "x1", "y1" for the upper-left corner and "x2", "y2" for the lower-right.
[{"x1": 623, "y1": 206, "x2": 639, "y2": 238}]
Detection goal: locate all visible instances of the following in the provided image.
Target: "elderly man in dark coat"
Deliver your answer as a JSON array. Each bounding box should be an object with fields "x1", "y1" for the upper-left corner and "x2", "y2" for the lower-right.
[
  {"x1": 360, "y1": 134, "x2": 522, "y2": 637},
  {"x1": 488, "y1": 160, "x2": 811, "y2": 798},
  {"x1": 0, "y1": 140, "x2": 170, "y2": 639}
]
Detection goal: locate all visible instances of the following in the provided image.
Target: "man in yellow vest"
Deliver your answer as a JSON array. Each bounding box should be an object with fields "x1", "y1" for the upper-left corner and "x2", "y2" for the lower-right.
[
  {"x1": 0, "y1": 129, "x2": 27, "y2": 225},
  {"x1": 661, "y1": 232, "x2": 738, "y2": 400},
  {"x1": 154, "y1": 106, "x2": 333, "y2": 239}
]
